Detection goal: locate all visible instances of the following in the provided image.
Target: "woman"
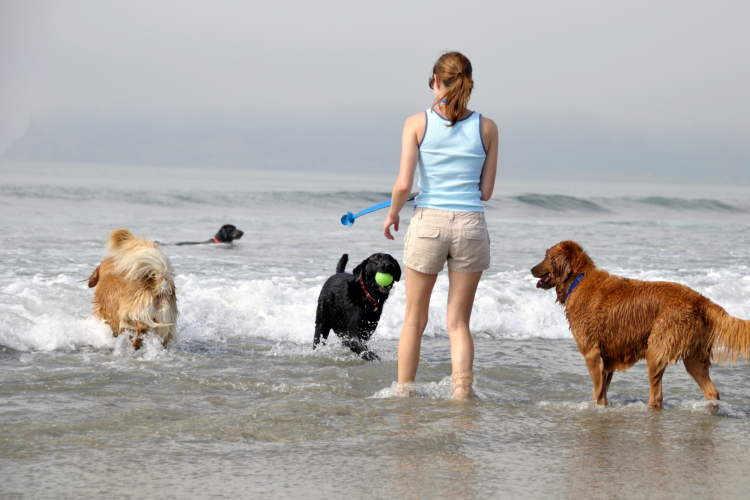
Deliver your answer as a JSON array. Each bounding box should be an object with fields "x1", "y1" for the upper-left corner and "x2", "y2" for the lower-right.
[{"x1": 383, "y1": 51, "x2": 498, "y2": 399}]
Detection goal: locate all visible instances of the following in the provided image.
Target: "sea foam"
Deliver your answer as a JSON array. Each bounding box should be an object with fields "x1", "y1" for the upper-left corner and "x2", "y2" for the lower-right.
[{"x1": 3, "y1": 264, "x2": 750, "y2": 352}]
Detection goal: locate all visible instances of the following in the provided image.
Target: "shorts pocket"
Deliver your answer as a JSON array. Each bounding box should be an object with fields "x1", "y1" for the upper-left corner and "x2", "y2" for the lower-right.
[
  {"x1": 462, "y1": 229, "x2": 485, "y2": 240},
  {"x1": 416, "y1": 227, "x2": 440, "y2": 238}
]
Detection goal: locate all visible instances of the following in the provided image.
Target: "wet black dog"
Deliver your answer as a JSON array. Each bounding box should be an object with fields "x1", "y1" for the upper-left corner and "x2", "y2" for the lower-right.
[
  {"x1": 174, "y1": 225, "x2": 244, "y2": 246},
  {"x1": 313, "y1": 253, "x2": 401, "y2": 361}
]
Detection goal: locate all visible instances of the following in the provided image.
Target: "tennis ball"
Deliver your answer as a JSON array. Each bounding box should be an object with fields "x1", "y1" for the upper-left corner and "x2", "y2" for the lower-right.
[{"x1": 375, "y1": 272, "x2": 394, "y2": 287}]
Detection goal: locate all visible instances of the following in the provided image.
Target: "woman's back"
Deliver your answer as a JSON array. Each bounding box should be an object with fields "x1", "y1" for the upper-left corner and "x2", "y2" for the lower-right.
[{"x1": 416, "y1": 109, "x2": 487, "y2": 213}]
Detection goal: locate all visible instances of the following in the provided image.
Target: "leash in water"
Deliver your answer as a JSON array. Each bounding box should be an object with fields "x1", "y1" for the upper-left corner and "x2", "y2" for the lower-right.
[{"x1": 341, "y1": 192, "x2": 419, "y2": 226}]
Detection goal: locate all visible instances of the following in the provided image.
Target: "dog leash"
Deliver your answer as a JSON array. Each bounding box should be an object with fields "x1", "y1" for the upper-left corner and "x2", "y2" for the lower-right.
[
  {"x1": 359, "y1": 274, "x2": 379, "y2": 310},
  {"x1": 566, "y1": 274, "x2": 585, "y2": 300},
  {"x1": 341, "y1": 192, "x2": 419, "y2": 226}
]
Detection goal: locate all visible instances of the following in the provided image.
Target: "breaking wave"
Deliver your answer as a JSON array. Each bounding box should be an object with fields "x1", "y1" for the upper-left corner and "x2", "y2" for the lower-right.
[{"x1": 2, "y1": 266, "x2": 748, "y2": 353}]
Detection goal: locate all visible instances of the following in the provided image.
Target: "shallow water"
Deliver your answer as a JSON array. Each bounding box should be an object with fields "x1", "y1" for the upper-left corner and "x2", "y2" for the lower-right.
[{"x1": 1, "y1": 160, "x2": 750, "y2": 499}]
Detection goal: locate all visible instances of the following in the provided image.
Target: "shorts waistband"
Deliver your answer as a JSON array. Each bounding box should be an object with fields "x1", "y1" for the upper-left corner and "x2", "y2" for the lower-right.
[{"x1": 414, "y1": 207, "x2": 485, "y2": 221}]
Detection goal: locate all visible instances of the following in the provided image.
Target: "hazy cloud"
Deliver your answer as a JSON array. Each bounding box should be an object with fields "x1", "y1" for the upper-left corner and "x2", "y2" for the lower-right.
[{"x1": 1, "y1": 0, "x2": 749, "y2": 181}]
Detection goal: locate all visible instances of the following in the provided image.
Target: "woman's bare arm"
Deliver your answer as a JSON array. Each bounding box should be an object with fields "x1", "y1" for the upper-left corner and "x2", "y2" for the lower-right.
[
  {"x1": 383, "y1": 113, "x2": 425, "y2": 240},
  {"x1": 479, "y1": 116, "x2": 498, "y2": 201}
]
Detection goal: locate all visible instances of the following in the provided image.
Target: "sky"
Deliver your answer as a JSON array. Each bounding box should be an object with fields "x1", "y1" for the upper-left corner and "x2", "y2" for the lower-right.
[{"x1": 1, "y1": 0, "x2": 749, "y2": 182}]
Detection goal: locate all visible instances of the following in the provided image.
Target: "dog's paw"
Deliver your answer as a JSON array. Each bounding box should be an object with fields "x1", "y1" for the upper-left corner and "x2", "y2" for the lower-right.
[
  {"x1": 361, "y1": 351, "x2": 380, "y2": 362},
  {"x1": 312, "y1": 340, "x2": 327, "y2": 350}
]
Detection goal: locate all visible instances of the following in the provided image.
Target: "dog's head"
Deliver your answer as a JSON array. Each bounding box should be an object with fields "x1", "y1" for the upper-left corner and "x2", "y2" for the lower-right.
[
  {"x1": 531, "y1": 241, "x2": 595, "y2": 303},
  {"x1": 214, "y1": 224, "x2": 244, "y2": 243},
  {"x1": 352, "y1": 253, "x2": 402, "y2": 295}
]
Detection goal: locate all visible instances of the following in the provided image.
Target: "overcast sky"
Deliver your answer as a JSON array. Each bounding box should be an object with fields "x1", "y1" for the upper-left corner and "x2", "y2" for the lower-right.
[{"x1": 1, "y1": 0, "x2": 749, "y2": 180}]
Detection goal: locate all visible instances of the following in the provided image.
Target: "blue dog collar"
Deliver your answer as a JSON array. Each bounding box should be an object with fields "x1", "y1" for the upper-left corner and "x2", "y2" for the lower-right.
[{"x1": 566, "y1": 274, "x2": 585, "y2": 300}]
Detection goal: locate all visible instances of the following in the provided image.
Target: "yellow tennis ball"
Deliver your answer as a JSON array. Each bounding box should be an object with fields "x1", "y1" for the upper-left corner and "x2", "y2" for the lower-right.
[{"x1": 375, "y1": 272, "x2": 393, "y2": 287}]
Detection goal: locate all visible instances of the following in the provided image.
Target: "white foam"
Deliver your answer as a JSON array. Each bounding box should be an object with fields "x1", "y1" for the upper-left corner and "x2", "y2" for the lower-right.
[
  {"x1": 176, "y1": 275, "x2": 323, "y2": 344},
  {"x1": 537, "y1": 399, "x2": 651, "y2": 413},
  {"x1": 533, "y1": 398, "x2": 747, "y2": 418},
  {"x1": 111, "y1": 331, "x2": 171, "y2": 361},
  {"x1": 371, "y1": 376, "x2": 457, "y2": 400},
  {"x1": 676, "y1": 399, "x2": 748, "y2": 418},
  {"x1": 0, "y1": 274, "x2": 114, "y2": 352},
  {"x1": 171, "y1": 271, "x2": 575, "y2": 345},
  {"x1": 0, "y1": 314, "x2": 114, "y2": 352},
  {"x1": 2, "y1": 264, "x2": 749, "y2": 352}
]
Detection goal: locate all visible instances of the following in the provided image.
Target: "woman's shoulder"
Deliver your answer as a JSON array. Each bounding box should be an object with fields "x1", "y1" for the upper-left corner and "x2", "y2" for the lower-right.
[
  {"x1": 478, "y1": 114, "x2": 498, "y2": 150},
  {"x1": 405, "y1": 111, "x2": 428, "y2": 125},
  {"x1": 479, "y1": 114, "x2": 497, "y2": 134},
  {"x1": 402, "y1": 111, "x2": 428, "y2": 134}
]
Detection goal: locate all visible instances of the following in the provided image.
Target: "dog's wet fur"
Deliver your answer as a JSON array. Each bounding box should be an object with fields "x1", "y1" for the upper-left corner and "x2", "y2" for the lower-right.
[
  {"x1": 532, "y1": 240, "x2": 750, "y2": 408},
  {"x1": 314, "y1": 253, "x2": 401, "y2": 360},
  {"x1": 88, "y1": 229, "x2": 178, "y2": 349},
  {"x1": 174, "y1": 224, "x2": 244, "y2": 246}
]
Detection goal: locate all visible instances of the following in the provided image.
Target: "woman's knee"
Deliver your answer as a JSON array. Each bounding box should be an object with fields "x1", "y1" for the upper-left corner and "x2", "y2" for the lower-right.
[
  {"x1": 446, "y1": 317, "x2": 470, "y2": 335},
  {"x1": 404, "y1": 302, "x2": 429, "y2": 329},
  {"x1": 404, "y1": 314, "x2": 429, "y2": 333}
]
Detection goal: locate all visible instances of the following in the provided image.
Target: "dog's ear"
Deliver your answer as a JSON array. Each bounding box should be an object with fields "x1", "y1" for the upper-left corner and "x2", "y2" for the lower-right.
[
  {"x1": 87, "y1": 265, "x2": 101, "y2": 288},
  {"x1": 389, "y1": 256, "x2": 402, "y2": 282},
  {"x1": 215, "y1": 225, "x2": 231, "y2": 241},
  {"x1": 551, "y1": 251, "x2": 572, "y2": 283},
  {"x1": 106, "y1": 229, "x2": 136, "y2": 254},
  {"x1": 352, "y1": 258, "x2": 369, "y2": 279}
]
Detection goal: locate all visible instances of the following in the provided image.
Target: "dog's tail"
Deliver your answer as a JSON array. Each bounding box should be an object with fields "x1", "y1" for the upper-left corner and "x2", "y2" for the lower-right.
[
  {"x1": 706, "y1": 303, "x2": 750, "y2": 364},
  {"x1": 105, "y1": 228, "x2": 175, "y2": 296},
  {"x1": 336, "y1": 254, "x2": 348, "y2": 274}
]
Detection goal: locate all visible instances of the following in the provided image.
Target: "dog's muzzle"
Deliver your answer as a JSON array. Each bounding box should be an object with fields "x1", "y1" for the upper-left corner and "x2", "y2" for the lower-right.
[{"x1": 536, "y1": 274, "x2": 552, "y2": 288}]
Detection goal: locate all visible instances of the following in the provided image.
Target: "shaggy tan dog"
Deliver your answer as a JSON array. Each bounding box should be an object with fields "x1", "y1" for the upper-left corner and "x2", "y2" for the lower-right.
[
  {"x1": 88, "y1": 229, "x2": 178, "y2": 348},
  {"x1": 531, "y1": 240, "x2": 750, "y2": 408}
]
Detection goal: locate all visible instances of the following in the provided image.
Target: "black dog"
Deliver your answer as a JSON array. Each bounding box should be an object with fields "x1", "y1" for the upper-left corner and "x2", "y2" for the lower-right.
[
  {"x1": 313, "y1": 253, "x2": 401, "y2": 361},
  {"x1": 174, "y1": 225, "x2": 244, "y2": 246}
]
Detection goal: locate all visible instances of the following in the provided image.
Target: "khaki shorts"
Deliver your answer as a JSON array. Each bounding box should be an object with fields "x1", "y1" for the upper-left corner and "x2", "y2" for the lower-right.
[{"x1": 403, "y1": 208, "x2": 490, "y2": 274}]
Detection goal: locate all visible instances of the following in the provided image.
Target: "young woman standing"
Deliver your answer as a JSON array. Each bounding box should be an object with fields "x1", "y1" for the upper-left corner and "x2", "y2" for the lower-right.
[{"x1": 383, "y1": 51, "x2": 498, "y2": 399}]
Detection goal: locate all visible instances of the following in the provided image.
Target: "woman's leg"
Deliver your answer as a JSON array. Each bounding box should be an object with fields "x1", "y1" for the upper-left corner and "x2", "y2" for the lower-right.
[
  {"x1": 397, "y1": 267, "x2": 438, "y2": 385},
  {"x1": 446, "y1": 269, "x2": 482, "y2": 399}
]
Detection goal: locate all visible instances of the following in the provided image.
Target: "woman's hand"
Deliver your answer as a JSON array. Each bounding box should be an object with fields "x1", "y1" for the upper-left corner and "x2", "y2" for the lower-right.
[{"x1": 383, "y1": 213, "x2": 400, "y2": 240}]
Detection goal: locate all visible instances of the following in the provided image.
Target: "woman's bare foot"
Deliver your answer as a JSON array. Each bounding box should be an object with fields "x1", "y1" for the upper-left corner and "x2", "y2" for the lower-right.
[
  {"x1": 452, "y1": 371, "x2": 474, "y2": 400},
  {"x1": 395, "y1": 382, "x2": 415, "y2": 397}
]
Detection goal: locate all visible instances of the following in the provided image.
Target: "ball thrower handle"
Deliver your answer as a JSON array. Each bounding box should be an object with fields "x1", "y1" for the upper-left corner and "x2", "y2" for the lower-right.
[{"x1": 340, "y1": 193, "x2": 419, "y2": 226}]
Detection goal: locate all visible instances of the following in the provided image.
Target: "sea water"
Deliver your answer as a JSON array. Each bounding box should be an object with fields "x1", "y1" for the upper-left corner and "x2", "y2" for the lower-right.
[{"x1": 1, "y1": 160, "x2": 749, "y2": 499}]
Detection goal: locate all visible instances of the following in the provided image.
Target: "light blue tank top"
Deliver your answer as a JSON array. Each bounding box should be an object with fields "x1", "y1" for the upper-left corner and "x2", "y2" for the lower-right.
[{"x1": 415, "y1": 108, "x2": 487, "y2": 213}]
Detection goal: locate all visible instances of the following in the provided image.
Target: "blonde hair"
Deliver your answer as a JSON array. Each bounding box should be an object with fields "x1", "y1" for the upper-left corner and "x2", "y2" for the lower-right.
[{"x1": 429, "y1": 51, "x2": 474, "y2": 126}]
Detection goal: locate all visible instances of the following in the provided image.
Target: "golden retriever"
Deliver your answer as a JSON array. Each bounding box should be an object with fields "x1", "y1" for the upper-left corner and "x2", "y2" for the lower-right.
[
  {"x1": 88, "y1": 229, "x2": 178, "y2": 348},
  {"x1": 531, "y1": 240, "x2": 750, "y2": 408}
]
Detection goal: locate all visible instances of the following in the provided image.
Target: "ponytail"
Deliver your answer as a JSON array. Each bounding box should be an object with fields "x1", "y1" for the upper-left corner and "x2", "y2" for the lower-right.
[{"x1": 429, "y1": 51, "x2": 474, "y2": 126}]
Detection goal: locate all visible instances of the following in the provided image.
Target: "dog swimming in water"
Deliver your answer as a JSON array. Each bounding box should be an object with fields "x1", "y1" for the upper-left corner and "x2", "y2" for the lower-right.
[{"x1": 174, "y1": 224, "x2": 244, "y2": 246}]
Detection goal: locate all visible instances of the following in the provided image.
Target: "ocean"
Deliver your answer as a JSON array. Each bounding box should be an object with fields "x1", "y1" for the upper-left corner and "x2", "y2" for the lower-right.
[{"x1": 1, "y1": 159, "x2": 749, "y2": 499}]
